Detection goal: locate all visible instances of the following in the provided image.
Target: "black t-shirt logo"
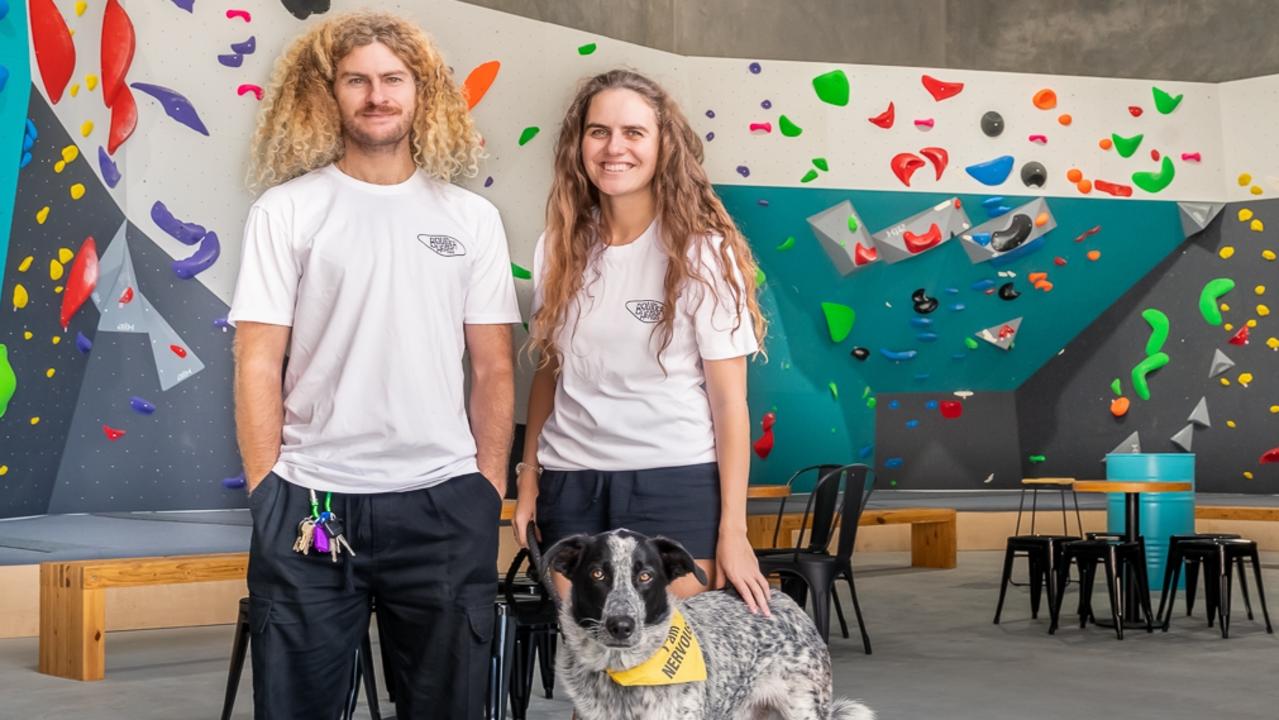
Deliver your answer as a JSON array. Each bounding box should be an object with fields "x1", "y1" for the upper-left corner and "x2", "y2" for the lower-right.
[
  {"x1": 418, "y1": 234, "x2": 467, "y2": 257},
  {"x1": 626, "y1": 299, "x2": 664, "y2": 323}
]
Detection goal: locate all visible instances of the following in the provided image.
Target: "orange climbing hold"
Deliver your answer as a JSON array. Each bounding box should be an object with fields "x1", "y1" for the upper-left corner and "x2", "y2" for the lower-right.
[
  {"x1": 1099, "y1": 138, "x2": 1113, "y2": 150},
  {"x1": 461, "y1": 60, "x2": 501, "y2": 110},
  {"x1": 1033, "y1": 88, "x2": 1057, "y2": 109},
  {"x1": 1066, "y1": 168, "x2": 1083, "y2": 183},
  {"x1": 1058, "y1": 114, "x2": 1073, "y2": 126},
  {"x1": 1076, "y1": 179, "x2": 1092, "y2": 194},
  {"x1": 1110, "y1": 397, "x2": 1130, "y2": 417},
  {"x1": 1087, "y1": 250, "x2": 1101, "y2": 261},
  {"x1": 1034, "y1": 212, "x2": 1050, "y2": 227}
]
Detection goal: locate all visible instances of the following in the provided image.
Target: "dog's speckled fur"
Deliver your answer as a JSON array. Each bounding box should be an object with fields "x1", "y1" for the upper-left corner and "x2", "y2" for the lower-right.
[{"x1": 544, "y1": 530, "x2": 875, "y2": 720}]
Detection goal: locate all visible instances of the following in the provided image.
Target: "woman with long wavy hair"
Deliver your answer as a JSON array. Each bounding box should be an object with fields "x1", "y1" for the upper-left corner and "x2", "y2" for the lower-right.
[{"x1": 512, "y1": 69, "x2": 772, "y2": 614}]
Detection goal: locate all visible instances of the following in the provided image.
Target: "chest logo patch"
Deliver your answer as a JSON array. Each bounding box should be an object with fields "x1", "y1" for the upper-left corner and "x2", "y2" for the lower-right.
[
  {"x1": 417, "y1": 234, "x2": 467, "y2": 257},
  {"x1": 626, "y1": 299, "x2": 665, "y2": 323}
]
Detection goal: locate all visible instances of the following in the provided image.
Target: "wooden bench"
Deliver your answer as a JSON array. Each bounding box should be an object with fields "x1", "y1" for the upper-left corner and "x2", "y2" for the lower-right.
[
  {"x1": 747, "y1": 507, "x2": 957, "y2": 569},
  {"x1": 1196, "y1": 506, "x2": 1279, "y2": 522},
  {"x1": 39, "y1": 553, "x2": 249, "y2": 681}
]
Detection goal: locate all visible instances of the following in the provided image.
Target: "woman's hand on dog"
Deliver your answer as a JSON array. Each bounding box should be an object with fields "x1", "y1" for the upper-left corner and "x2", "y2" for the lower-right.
[{"x1": 717, "y1": 531, "x2": 772, "y2": 617}]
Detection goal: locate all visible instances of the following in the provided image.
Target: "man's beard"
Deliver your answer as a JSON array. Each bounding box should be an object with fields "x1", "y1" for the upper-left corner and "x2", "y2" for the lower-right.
[{"x1": 342, "y1": 109, "x2": 412, "y2": 152}]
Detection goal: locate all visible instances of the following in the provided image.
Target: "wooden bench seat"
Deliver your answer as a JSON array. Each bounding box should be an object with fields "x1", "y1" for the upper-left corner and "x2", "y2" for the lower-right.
[
  {"x1": 39, "y1": 553, "x2": 249, "y2": 681},
  {"x1": 1196, "y1": 506, "x2": 1279, "y2": 522},
  {"x1": 747, "y1": 507, "x2": 957, "y2": 569}
]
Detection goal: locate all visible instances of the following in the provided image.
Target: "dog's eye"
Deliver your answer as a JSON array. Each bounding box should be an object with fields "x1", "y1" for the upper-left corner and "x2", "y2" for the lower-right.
[
  {"x1": 590, "y1": 568, "x2": 605, "y2": 581},
  {"x1": 637, "y1": 571, "x2": 653, "y2": 583}
]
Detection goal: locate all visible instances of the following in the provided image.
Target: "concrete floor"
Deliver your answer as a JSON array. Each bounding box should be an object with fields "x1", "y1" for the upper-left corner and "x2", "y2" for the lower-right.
[{"x1": 2, "y1": 551, "x2": 1274, "y2": 719}]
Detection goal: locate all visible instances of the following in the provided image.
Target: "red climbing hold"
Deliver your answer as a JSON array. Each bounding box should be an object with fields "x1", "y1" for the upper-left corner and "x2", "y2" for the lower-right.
[
  {"x1": 170, "y1": 344, "x2": 188, "y2": 358},
  {"x1": 890, "y1": 153, "x2": 926, "y2": 186},
  {"x1": 61, "y1": 237, "x2": 99, "y2": 330},
  {"x1": 1074, "y1": 225, "x2": 1102, "y2": 242},
  {"x1": 761, "y1": 411, "x2": 776, "y2": 431},
  {"x1": 1054, "y1": 256, "x2": 1067, "y2": 266},
  {"x1": 30, "y1": 0, "x2": 77, "y2": 104},
  {"x1": 921, "y1": 74, "x2": 964, "y2": 101},
  {"x1": 903, "y1": 223, "x2": 942, "y2": 254},
  {"x1": 1229, "y1": 326, "x2": 1250, "y2": 346},
  {"x1": 1094, "y1": 179, "x2": 1134, "y2": 197},
  {"x1": 868, "y1": 102, "x2": 895, "y2": 129},
  {"x1": 854, "y1": 242, "x2": 878, "y2": 266},
  {"x1": 1260, "y1": 447, "x2": 1279, "y2": 464},
  {"x1": 939, "y1": 401, "x2": 963, "y2": 419},
  {"x1": 1150, "y1": 149, "x2": 1161, "y2": 161},
  {"x1": 1128, "y1": 106, "x2": 1143, "y2": 117},
  {"x1": 118, "y1": 287, "x2": 134, "y2": 304},
  {"x1": 753, "y1": 411, "x2": 777, "y2": 460},
  {"x1": 919, "y1": 146, "x2": 949, "y2": 180},
  {"x1": 107, "y1": 84, "x2": 138, "y2": 155},
  {"x1": 101, "y1": 0, "x2": 136, "y2": 105},
  {"x1": 103, "y1": 424, "x2": 126, "y2": 441}
]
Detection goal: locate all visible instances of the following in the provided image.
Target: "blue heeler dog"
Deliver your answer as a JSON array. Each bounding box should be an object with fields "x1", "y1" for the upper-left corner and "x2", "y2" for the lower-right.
[{"x1": 540, "y1": 529, "x2": 875, "y2": 720}]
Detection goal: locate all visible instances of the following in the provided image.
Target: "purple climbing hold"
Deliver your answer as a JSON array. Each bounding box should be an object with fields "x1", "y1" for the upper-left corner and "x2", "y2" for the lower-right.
[
  {"x1": 170, "y1": 0, "x2": 195, "y2": 11},
  {"x1": 483, "y1": 176, "x2": 494, "y2": 188},
  {"x1": 172, "y1": 231, "x2": 221, "y2": 279},
  {"x1": 230, "y1": 36, "x2": 256, "y2": 54},
  {"x1": 75, "y1": 332, "x2": 93, "y2": 353},
  {"x1": 131, "y1": 82, "x2": 211, "y2": 136},
  {"x1": 761, "y1": 99, "x2": 772, "y2": 109},
  {"x1": 129, "y1": 396, "x2": 157, "y2": 414},
  {"x1": 736, "y1": 165, "x2": 750, "y2": 178},
  {"x1": 749, "y1": 62, "x2": 762, "y2": 74},
  {"x1": 213, "y1": 316, "x2": 231, "y2": 331},
  {"x1": 98, "y1": 146, "x2": 122, "y2": 188},
  {"x1": 217, "y1": 53, "x2": 244, "y2": 68},
  {"x1": 223, "y1": 473, "x2": 247, "y2": 490},
  {"x1": 757, "y1": 199, "x2": 769, "y2": 206},
  {"x1": 705, "y1": 110, "x2": 715, "y2": 119},
  {"x1": 151, "y1": 201, "x2": 207, "y2": 245}
]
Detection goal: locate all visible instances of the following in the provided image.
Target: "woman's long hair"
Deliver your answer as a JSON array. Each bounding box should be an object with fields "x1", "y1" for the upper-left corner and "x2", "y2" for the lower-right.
[
  {"x1": 531, "y1": 69, "x2": 766, "y2": 368},
  {"x1": 247, "y1": 10, "x2": 482, "y2": 191}
]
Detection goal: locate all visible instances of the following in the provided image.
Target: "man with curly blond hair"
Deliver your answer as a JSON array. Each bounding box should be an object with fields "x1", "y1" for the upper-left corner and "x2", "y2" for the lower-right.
[{"x1": 227, "y1": 11, "x2": 519, "y2": 718}]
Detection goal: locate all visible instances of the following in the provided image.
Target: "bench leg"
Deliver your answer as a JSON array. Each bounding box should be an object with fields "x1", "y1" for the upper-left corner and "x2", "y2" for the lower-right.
[
  {"x1": 911, "y1": 519, "x2": 957, "y2": 569},
  {"x1": 39, "y1": 565, "x2": 106, "y2": 681}
]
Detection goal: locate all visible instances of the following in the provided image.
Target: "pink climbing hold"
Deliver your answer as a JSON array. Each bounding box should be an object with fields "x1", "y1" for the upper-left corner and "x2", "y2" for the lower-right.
[
  {"x1": 914, "y1": 118, "x2": 935, "y2": 130},
  {"x1": 749, "y1": 122, "x2": 773, "y2": 134},
  {"x1": 226, "y1": 8, "x2": 251, "y2": 21},
  {"x1": 237, "y1": 83, "x2": 264, "y2": 101},
  {"x1": 1181, "y1": 152, "x2": 1201, "y2": 162},
  {"x1": 1028, "y1": 134, "x2": 1047, "y2": 144}
]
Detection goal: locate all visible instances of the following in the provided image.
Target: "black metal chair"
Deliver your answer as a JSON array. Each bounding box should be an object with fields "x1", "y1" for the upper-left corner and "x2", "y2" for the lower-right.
[
  {"x1": 993, "y1": 534, "x2": 1078, "y2": 633},
  {"x1": 1156, "y1": 532, "x2": 1246, "y2": 629},
  {"x1": 755, "y1": 463, "x2": 874, "y2": 652},
  {"x1": 1162, "y1": 537, "x2": 1273, "y2": 638},
  {"x1": 500, "y1": 528, "x2": 559, "y2": 720},
  {"x1": 220, "y1": 596, "x2": 383, "y2": 720},
  {"x1": 1053, "y1": 537, "x2": 1155, "y2": 640}
]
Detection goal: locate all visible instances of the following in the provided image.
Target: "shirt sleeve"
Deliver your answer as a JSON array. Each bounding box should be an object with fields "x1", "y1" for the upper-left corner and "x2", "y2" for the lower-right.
[
  {"x1": 463, "y1": 203, "x2": 522, "y2": 324},
  {"x1": 690, "y1": 237, "x2": 760, "y2": 361},
  {"x1": 226, "y1": 204, "x2": 300, "y2": 327}
]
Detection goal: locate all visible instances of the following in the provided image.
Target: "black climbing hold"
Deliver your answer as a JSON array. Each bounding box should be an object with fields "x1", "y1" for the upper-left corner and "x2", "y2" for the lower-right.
[
  {"x1": 990, "y1": 214, "x2": 1033, "y2": 252},
  {"x1": 1020, "y1": 161, "x2": 1047, "y2": 187},
  {"x1": 980, "y1": 110, "x2": 1005, "y2": 137},
  {"x1": 850, "y1": 347, "x2": 870, "y2": 361},
  {"x1": 998, "y1": 282, "x2": 1020, "y2": 300}
]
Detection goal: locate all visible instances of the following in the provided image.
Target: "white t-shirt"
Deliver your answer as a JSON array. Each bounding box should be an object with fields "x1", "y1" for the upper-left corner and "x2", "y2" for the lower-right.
[
  {"x1": 532, "y1": 219, "x2": 758, "y2": 471},
  {"x1": 227, "y1": 164, "x2": 521, "y2": 493}
]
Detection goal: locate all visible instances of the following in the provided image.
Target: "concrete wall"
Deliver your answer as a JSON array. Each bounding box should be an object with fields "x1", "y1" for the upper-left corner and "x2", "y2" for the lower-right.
[{"x1": 462, "y1": 0, "x2": 1279, "y2": 83}]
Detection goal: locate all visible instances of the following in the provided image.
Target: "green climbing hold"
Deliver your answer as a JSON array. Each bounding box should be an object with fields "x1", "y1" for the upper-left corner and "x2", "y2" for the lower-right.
[
  {"x1": 847, "y1": 215, "x2": 858, "y2": 233},
  {"x1": 777, "y1": 236, "x2": 796, "y2": 251},
  {"x1": 1152, "y1": 86, "x2": 1183, "y2": 114},
  {"x1": 1028, "y1": 454, "x2": 1046, "y2": 464},
  {"x1": 866, "y1": 396, "x2": 876, "y2": 409},
  {"x1": 755, "y1": 268, "x2": 767, "y2": 286},
  {"x1": 577, "y1": 42, "x2": 598, "y2": 56},
  {"x1": 1110, "y1": 378, "x2": 1122, "y2": 396},
  {"x1": 518, "y1": 127, "x2": 540, "y2": 146},
  {"x1": 964, "y1": 337, "x2": 979, "y2": 350},
  {"x1": 812, "y1": 157, "x2": 829, "y2": 172},
  {"x1": 0, "y1": 344, "x2": 16, "y2": 420},
  {"x1": 800, "y1": 169, "x2": 820, "y2": 183},
  {"x1": 1131, "y1": 155, "x2": 1175, "y2": 193},
  {"x1": 821, "y1": 302, "x2": 856, "y2": 343},
  {"x1": 1111, "y1": 132, "x2": 1144, "y2": 158},
  {"x1": 778, "y1": 115, "x2": 803, "y2": 137},
  {"x1": 511, "y1": 262, "x2": 532, "y2": 280},
  {"x1": 1141, "y1": 308, "x2": 1170, "y2": 356},
  {"x1": 1198, "y1": 278, "x2": 1235, "y2": 326},
  {"x1": 811, "y1": 69, "x2": 850, "y2": 106},
  {"x1": 1131, "y1": 351, "x2": 1170, "y2": 401},
  {"x1": 828, "y1": 382, "x2": 839, "y2": 400}
]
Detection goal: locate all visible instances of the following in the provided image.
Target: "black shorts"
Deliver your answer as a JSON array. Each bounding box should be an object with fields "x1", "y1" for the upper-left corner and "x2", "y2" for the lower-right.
[{"x1": 535, "y1": 461, "x2": 722, "y2": 558}]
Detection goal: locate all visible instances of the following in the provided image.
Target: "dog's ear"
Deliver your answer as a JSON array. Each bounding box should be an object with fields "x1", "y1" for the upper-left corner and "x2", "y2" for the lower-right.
[
  {"x1": 651, "y1": 536, "x2": 708, "y2": 586},
  {"x1": 543, "y1": 535, "x2": 590, "y2": 578}
]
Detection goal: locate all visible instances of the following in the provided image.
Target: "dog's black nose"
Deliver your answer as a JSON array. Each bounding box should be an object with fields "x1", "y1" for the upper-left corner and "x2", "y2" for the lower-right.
[{"x1": 605, "y1": 616, "x2": 635, "y2": 640}]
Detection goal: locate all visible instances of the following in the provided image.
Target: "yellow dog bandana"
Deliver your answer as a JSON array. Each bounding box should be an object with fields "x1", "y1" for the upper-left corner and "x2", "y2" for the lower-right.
[{"x1": 607, "y1": 609, "x2": 707, "y2": 686}]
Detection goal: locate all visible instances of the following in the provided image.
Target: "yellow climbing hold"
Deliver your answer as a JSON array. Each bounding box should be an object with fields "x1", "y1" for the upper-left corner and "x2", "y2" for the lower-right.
[
  {"x1": 1239, "y1": 173, "x2": 1252, "y2": 186},
  {"x1": 14, "y1": 283, "x2": 31, "y2": 309},
  {"x1": 0, "y1": 466, "x2": 7, "y2": 476},
  {"x1": 51, "y1": 336, "x2": 62, "y2": 345},
  {"x1": 1224, "y1": 323, "x2": 1234, "y2": 332},
  {"x1": 80, "y1": 121, "x2": 94, "y2": 137},
  {"x1": 1264, "y1": 250, "x2": 1277, "y2": 261},
  {"x1": 17, "y1": 256, "x2": 33, "y2": 273},
  {"x1": 86, "y1": 74, "x2": 99, "y2": 91},
  {"x1": 54, "y1": 286, "x2": 64, "y2": 294},
  {"x1": 1239, "y1": 373, "x2": 1254, "y2": 387},
  {"x1": 45, "y1": 368, "x2": 55, "y2": 379},
  {"x1": 1220, "y1": 377, "x2": 1231, "y2": 386},
  {"x1": 1247, "y1": 319, "x2": 1258, "y2": 328},
  {"x1": 69, "y1": 84, "x2": 80, "y2": 97},
  {"x1": 1219, "y1": 246, "x2": 1235, "y2": 259},
  {"x1": 1252, "y1": 186, "x2": 1264, "y2": 195},
  {"x1": 30, "y1": 417, "x2": 40, "y2": 426},
  {"x1": 22, "y1": 331, "x2": 32, "y2": 340},
  {"x1": 58, "y1": 248, "x2": 73, "y2": 264},
  {"x1": 75, "y1": 1, "x2": 87, "y2": 16},
  {"x1": 1221, "y1": 303, "x2": 1231, "y2": 312},
  {"x1": 1271, "y1": 405, "x2": 1279, "y2": 414},
  {"x1": 49, "y1": 259, "x2": 64, "y2": 281},
  {"x1": 62, "y1": 146, "x2": 79, "y2": 163},
  {"x1": 1238, "y1": 208, "x2": 1254, "y2": 222},
  {"x1": 1257, "y1": 285, "x2": 1267, "y2": 295},
  {"x1": 1269, "y1": 337, "x2": 1279, "y2": 350},
  {"x1": 1251, "y1": 219, "x2": 1265, "y2": 232},
  {"x1": 36, "y1": 207, "x2": 50, "y2": 224},
  {"x1": 53, "y1": 161, "x2": 66, "y2": 173},
  {"x1": 1227, "y1": 420, "x2": 1238, "y2": 428},
  {"x1": 1259, "y1": 305, "x2": 1271, "y2": 317},
  {"x1": 1244, "y1": 471, "x2": 1254, "y2": 480},
  {"x1": 69, "y1": 183, "x2": 86, "y2": 200}
]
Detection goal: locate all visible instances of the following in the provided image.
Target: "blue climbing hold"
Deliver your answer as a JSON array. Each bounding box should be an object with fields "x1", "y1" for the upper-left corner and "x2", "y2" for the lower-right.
[
  {"x1": 971, "y1": 232, "x2": 992, "y2": 246},
  {"x1": 906, "y1": 420, "x2": 920, "y2": 429},
  {"x1": 917, "y1": 332, "x2": 939, "y2": 342},
  {"x1": 889, "y1": 400, "x2": 900, "y2": 409},
  {"x1": 19, "y1": 152, "x2": 32, "y2": 169},
  {"x1": 982, "y1": 196, "x2": 1005, "y2": 208},
  {"x1": 965, "y1": 155, "x2": 1015, "y2": 186},
  {"x1": 913, "y1": 373, "x2": 930, "y2": 382},
  {"x1": 925, "y1": 400, "x2": 939, "y2": 410},
  {"x1": 988, "y1": 206, "x2": 1012, "y2": 217},
  {"x1": 884, "y1": 457, "x2": 904, "y2": 469},
  {"x1": 949, "y1": 303, "x2": 966, "y2": 312},
  {"x1": 971, "y1": 279, "x2": 996, "y2": 292},
  {"x1": 910, "y1": 317, "x2": 933, "y2": 328},
  {"x1": 879, "y1": 348, "x2": 918, "y2": 361},
  {"x1": 0, "y1": 64, "x2": 10, "y2": 94},
  {"x1": 944, "y1": 287, "x2": 959, "y2": 295},
  {"x1": 857, "y1": 445, "x2": 874, "y2": 459}
]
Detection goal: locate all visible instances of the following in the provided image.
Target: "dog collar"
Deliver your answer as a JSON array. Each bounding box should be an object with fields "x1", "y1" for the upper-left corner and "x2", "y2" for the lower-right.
[{"x1": 606, "y1": 609, "x2": 707, "y2": 686}]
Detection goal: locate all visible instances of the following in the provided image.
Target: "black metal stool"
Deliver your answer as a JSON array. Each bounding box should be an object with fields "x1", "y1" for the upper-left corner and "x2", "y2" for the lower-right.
[
  {"x1": 1054, "y1": 538, "x2": 1154, "y2": 640},
  {"x1": 994, "y1": 534, "x2": 1079, "y2": 633},
  {"x1": 1163, "y1": 538, "x2": 1273, "y2": 638},
  {"x1": 1156, "y1": 533, "x2": 1243, "y2": 629}
]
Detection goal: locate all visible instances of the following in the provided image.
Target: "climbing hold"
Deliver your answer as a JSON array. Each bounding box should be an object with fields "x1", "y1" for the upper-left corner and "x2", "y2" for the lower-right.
[
  {"x1": 172, "y1": 231, "x2": 221, "y2": 279},
  {"x1": 965, "y1": 155, "x2": 1015, "y2": 186},
  {"x1": 1198, "y1": 278, "x2": 1235, "y2": 326},
  {"x1": 102, "y1": 424, "x2": 126, "y2": 441},
  {"x1": 920, "y1": 147, "x2": 948, "y2": 180},
  {"x1": 939, "y1": 401, "x2": 963, "y2": 419},
  {"x1": 821, "y1": 302, "x2": 856, "y2": 343},
  {"x1": 1028, "y1": 455, "x2": 1046, "y2": 464},
  {"x1": 800, "y1": 170, "x2": 819, "y2": 183},
  {"x1": 1110, "y1": 378, "x2": 1123, "y2": 396},
  {"x1": 1141, "y1": 309, "x2": 1170, "y2": 356},
  {"x1": 1238, "y1": 371, "x2": 1255, "y2": 387},
  {"x1": 1250, "y1": 219, "x2": 1264, "y2": 232},
  {"x1": 1238, "y1": 173, "x2": 1253, "y2": 186},
  {"x1": 1032, "y1": 88, "x2": 1057, "y2": 109},
  {"x1": 749, "y1": 122, "x2": 772, "y2": 134},
  {"x1": 1152, "y1": 86, "x2": 1183, "y2": 114},
  {"x1": 828, "y1": 382, "x2": 839, "y2": 400},
  {"x1": 69, "y1": 183, "x2": 86, "y2": 200},
  {"x1": 1094, "y1": 179, "x2": 1134, "y2": 197},
  {"x1": 998, "y1": 282, "x2": 1020, "y2": 300},
  {"x1": 129, "y1": 396, "x2": 156, "y2": 414},
  {"x1": 736, "y1": 166, "x2": 750, "y2": 177},
  {"x1": 1076, "y1": 179, "x2": 1092, "y2": 194},
  {"x1": 890, "y1": 153, "x2": 926, "y2": 186},
  {"x1": 911, "y1": 288, "x2": 939, "y2": 314},
  {"x1": 98, "y1": 147, "x2": 122, "y2": 188},
  {"x1": 1130, "y1": 352, "x2": 1170, "y2": 401},
  {"x1": 921, "y1": 74, "x2": 963, "y2": 101},
  {"x1": 1099, "y1": 138, "x2": 1114, "y2": 150},
  {"x1": 1020, "y1": 161, "x2": 1047, "y2": 187},
  {"x1": 1238, "y1": 208, "x2": 1254, "y2": 222},
  {"x1": 879, "y1": 348, "x2": 918, "y2": 361},
  {"x1": 776, "y1": 236, "x2": 796, "y2": 251},
  {"x1": 1128, "y1": 105, "x2": 1144, "y2": 117},
  {"x1": 812, "y1": 69, "x2": 850, "y2": 106},
  {"x1": 850, "y1": 347, "x2": 869, "y2": 361},
  {"x1": 131, "y1": 83, "x2": 210, "y2": 136},
  {"x1": 1058, "y1": 114, "x2": 1072, "y2": 126},
  {"x1": 1256, "y1": 285, "x2": 1266, "y2": 295},
  {"x1": 577, "y1": 42, "x2": 597, "y2": 55},
  {"x1": 778, "y1": 115, "x2": 803, "y2": 137},
  {"x1": 914, "y1": 118, "x2": 935, "y2": 130},
  {"x1": 990, "y1": 214, "x2": 1033, "y2": 252},
  {"x1": 1262, "y1": 448, "x2": 1279, "y2": 465},
  {"x1": 1132, "y1": 155, "x2": 1175, "y2": 193},
  {"x1": 884, "y1": 457, "x2": 904, "y2": 470},
  {"x1": 1028, "y1": 134, "x2": 1047, "y2": 144},
  {"x1": 1219, "y1": 247, "x2": 1235, "y2": 259},
  {"x1": 1066, "y1": 168, "x2": 1083, "y2": 183},
  {"x1": 60, "y1": 237, "x2": 99, "y2": 330},
  {"x1": 868, "y1": 102, "x2": 894, "y2": 129},
  {"x1": 1265, "y1": 250, "x2": 1277, "y2": 261},
  {"x1": 812, "y1": 157, "x2": 829, "y2": 172},
  {"x1": 1170, "y1": 424, "x2": 1194, "y2": 452},
  {"x1": 1087, "y1": 250, "x2": 1101, "y2": 261},
  {"x1": 1111, "y1": 133, "x2": 1143, "y2": 158},
  {"x1": 1181, "y1": 152, "x2": 1201, "y2": 162},
  {"x1": 1186, "y1": 397, "x2": 1210, "y2": 428},
  {"x1": 75, "y1": 332, "x2": 92, "y2": 353},
  {"x1": 1259, "y1": 304, "x2": 1270, "y2": 316},
  {"x1": 1110, "y1": 397, "x2": 1130, "y2": 418},
  {"x1": 1229, "y1": 326, "x2": 1249, "y2": 346},
  {"x1": 964, "y1": 337, "x2": 979, "y2": 350},
  {"x1": 980, "y1": 111, "x2": 1005, "y2": 137},
  {"x1": 1151, "y1": 149, "x2": 1162, "y2": 162},
  {"x1": 518, "y1": 127, "x2": 540, "y2": 146},
  {"x1": 36, "y1": 207, "x2": 50, "y2": 225}
]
